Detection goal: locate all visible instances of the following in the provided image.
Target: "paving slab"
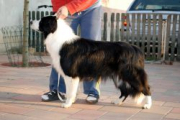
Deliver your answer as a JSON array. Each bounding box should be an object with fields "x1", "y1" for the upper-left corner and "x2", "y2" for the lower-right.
[{"x1": 0, "y1": 55, "x2": 180, "y2": 120}]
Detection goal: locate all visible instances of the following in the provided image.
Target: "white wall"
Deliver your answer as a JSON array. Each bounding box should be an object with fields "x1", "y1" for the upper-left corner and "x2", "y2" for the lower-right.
[
  {"x1": 0, "y1": 0, "x2": 51, "y2": 53},
  {"x1": 0, "y1": 0, "x2": 51, "y2": 29}
]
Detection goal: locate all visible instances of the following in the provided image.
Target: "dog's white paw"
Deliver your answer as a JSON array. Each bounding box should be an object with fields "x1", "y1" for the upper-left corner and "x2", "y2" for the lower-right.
[
  {"x1": 135, "y1": 93, "x2": 145, "y2": 104},
  {"x1": 61, "y1": 98, "x2": 75, "y2": 108},
  {"x1": 143, "y1": 103, "x2": 152, "y2": 109},
  {"x1": 143, "y1": 96, "x2": 152, "y2": 109},
  {"x1": 61, "y1": 103, "x2": 72, "y2": 108},
  {"x1": 72, "y1": 97, "x2": 76, "y2": 103},
  {"x1": 111, "y1": 99, "x2": 122, "y2": 105}
]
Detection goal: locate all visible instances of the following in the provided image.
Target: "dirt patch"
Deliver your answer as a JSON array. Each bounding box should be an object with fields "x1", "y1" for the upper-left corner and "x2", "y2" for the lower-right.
[{"x1": 1, "y1": 62, "x2": 51, "y2": 67}]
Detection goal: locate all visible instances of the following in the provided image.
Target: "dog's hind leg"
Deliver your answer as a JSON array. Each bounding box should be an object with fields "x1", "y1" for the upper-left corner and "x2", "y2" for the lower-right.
[
  {"x1": 134, "y1": 93, "x2": 145, "y2": 104},
  {"x1": 143, "y1": 95, "x2": 152, "y2": 109},
  {"x1": 142, "y1": 86, "x2": 152, "y2": 109},
  {"x1": 111, "y1": 82, "x2": 129, "y2": 105},
  {"x1": 137, "y1": 68, "x2": 152, "y2": 109},
  {"x1": 119, "y1": 65, "x2": 152, "y2": 109},
  {"x1": 135, "y1": 67, "x2": 152, "y2": 109},
  {"x1": 61, "y1": 76, "x2": 79, "y2": 108}
]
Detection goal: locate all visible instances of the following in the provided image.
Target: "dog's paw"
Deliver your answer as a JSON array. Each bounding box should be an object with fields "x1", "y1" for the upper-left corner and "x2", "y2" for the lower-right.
[
  {"x1": 72, "y1": 97, "x2": 76, "y2": 104},
  {"x1": 111, "y1": 99, "x2": 122, "y2": 105},
  {"x1": 61, "y1": 103, "x2": 72, "y2": 108},
  {"x1": 143, "y1": 103, "x2": 152, "y2": 109},
  {"x1": 135, "y1": 93, "x2": 145, "y2": 104},
  {"x1": 61, "y1": 98, "x2": 75, "y2": 108},
  {"x1": 142, "y1": 96, "x2": 152, "y2": 109}
]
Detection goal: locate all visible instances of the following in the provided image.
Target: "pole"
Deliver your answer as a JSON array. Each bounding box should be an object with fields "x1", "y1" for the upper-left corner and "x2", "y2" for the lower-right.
[{"x1": 22, "y1": 0, "x2": 29, "y2": 67}]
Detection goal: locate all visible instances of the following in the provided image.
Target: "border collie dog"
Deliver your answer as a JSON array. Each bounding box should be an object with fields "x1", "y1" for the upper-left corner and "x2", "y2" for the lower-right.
[{"x1": 30, "y1": 16, "x2": 152, "y2": 109}]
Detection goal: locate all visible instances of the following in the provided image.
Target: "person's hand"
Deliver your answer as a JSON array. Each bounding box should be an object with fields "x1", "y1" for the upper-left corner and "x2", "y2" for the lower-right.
[{"x1": 56, "y1": 6, "x2": 69, "y2": 19}]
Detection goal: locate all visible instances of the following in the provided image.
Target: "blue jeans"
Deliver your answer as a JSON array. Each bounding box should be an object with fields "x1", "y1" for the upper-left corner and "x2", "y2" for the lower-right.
[{"x1": 49, "y1": 6, "x2": 102, "y2": 97}]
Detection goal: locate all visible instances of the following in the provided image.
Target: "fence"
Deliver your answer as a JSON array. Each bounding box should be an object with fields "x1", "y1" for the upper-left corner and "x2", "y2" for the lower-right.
[
  {"x1": 1, "y1": 26, "x2": 23, "y2": 65},
  {"x1": 165, "y1": 14, "x2": 180, "y2": 61},
  {"x1": 103, "y1": 13, "x2": 180, "y2": 62},
  {"x1": 28, "y1": 11, "x2": 180, "y2": 62},
  {"x1": 1, "y1": 25, "x2": 50, "y2": 67}
]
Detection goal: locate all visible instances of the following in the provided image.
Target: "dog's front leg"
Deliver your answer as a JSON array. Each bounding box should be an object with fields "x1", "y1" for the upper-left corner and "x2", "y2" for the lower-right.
[{"x1": 61, "y1": 76, "x2": 79, "y2": 108}]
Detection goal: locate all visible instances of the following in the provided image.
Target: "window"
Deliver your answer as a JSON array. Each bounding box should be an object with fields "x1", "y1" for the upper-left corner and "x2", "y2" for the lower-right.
[{"x1": 129, "y1": 0, "x2": 180, "y2": 11}]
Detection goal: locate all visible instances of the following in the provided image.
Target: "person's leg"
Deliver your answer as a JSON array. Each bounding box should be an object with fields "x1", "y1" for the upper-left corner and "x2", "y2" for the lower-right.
[
  {"x1": 80, "y1": 6, "x2": 102, "y2": 40},
  {"x1": 80, "y1": 6, "x2": 102, "y2": 103},
  {"x1": 67, "y1": 14, "x2": 80, "y2": 35},
  {"x1": 46, "y1": 10, "x2": 102, "y2": 103},
  {"x1": 42, "y1": 14, "x2": 80, "y2": 102},
  {"x1": 41, "y1": 67, "x2": 66, "y2": 101},
  {"x1": 49, "y1": 67, "x2": 66, "y2": 93},
  {"x1": 49, "y1": 67, "x2": 59, "y2": 91},
  {"x1": 83, "y1": 78, "x2": 101, "y2": 102}
]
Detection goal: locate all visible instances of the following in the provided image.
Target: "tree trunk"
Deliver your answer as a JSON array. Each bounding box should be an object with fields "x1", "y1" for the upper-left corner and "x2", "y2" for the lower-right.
[{"x1": 22, "y1": 0, "x2": 29, "y2": 67}]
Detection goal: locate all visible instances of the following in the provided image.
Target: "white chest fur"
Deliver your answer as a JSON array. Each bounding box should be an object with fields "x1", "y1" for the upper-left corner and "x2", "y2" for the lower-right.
[{"x1": 44, "y1": 19, "x2": 79, "y2": 77}]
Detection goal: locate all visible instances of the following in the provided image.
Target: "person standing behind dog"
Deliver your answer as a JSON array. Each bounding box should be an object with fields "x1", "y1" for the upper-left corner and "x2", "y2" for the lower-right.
[{"x1": 41, "y1": 0, "x2": 102, "y2": 104}]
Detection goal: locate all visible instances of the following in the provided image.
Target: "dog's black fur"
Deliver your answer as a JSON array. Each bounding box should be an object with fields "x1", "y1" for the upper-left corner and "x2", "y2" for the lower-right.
[
  {"x1": 35, "y1": 16, "x2": 151, "y2": 102},
  {"x1": 61, "y1": 39, "x2": 151, "y2": 100}
]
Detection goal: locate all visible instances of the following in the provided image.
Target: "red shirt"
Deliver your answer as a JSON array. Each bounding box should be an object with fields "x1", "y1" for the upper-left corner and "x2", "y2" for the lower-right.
[{"x1": 51, "y1": 0, "x2": 98, "y2": 15}]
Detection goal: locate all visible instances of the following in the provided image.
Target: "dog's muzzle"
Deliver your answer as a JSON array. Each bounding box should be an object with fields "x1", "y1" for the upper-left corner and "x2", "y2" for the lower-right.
[{"x1": 30, "y1": 20, "x2": 40, "y2": 31}]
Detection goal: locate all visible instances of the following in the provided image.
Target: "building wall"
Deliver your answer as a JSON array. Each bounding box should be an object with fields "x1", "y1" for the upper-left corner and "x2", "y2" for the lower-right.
[
  {"x1": 102, "y1": 0, "x2": 133, "y2": 11},
  {"x1": 0, "y1": 0, "x2": 51, "y2": 53},
  {"x1": 0, "y1": 0, "x2": 51, "y2": 29}
]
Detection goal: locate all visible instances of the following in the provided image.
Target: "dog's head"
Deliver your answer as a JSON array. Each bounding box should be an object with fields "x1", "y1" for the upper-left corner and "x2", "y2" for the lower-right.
[{"x1": 30, "y1": 16, "x2": 57, "y2": 38}]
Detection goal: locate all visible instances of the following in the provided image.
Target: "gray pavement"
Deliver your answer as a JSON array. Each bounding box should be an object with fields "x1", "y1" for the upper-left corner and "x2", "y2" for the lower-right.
[{"x1": 0, "y1": 55, "x2": 180, "y2": 120}]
